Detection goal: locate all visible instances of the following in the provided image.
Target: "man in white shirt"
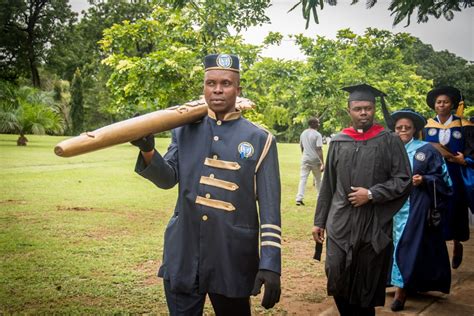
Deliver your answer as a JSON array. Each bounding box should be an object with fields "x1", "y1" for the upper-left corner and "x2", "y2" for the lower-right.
[{"x1": 296, "y1": 117, "x2": 324, "y2": 206}]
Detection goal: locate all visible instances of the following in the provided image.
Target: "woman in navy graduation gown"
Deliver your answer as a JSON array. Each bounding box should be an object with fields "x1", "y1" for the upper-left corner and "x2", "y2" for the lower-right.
[
  {"x1": 424, "y1": 86, "x2": 469, "y2": 269},
  {"x1": 389, "y1": 109, "x2": 452, "y2": 312}
]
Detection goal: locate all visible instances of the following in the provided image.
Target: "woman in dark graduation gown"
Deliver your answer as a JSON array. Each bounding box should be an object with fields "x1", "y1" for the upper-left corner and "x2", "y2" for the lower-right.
[
  {"x1": 423, "y1": 86, "x2": 469, "y2": 269},
  {"x1": 389, "y1": 109, "x2": 452, "y2": 312}
]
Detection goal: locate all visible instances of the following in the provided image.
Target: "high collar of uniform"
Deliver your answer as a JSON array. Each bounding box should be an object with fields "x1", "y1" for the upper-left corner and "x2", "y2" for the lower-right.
[
  {"x1": 207, "y1": 108, "x2": 241, "y2": 121},
  {"x1": 342, "y1": 124, "x2": 385, "y2": 141}
]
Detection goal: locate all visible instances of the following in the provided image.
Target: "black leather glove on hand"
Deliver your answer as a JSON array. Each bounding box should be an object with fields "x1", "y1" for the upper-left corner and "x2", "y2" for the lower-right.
[
  {"x1": 251, "y1": 269, "x2": 281, "y2": 309},
  {"x1": 130, "y1": 134, "x2": 155, "y2": 152}
]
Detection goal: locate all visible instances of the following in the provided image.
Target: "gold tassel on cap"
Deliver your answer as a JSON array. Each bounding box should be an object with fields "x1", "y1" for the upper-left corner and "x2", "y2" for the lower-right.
[{"x1": 456, "y1": 100, "x2": 465, "y2": 117}]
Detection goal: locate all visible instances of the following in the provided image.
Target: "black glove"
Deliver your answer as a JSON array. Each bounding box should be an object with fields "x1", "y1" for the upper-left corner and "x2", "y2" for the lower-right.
[
  {"x1": 251, "y1": 269, "x2": 281, "y2": 309},
  {"x1": 130, "y1": 134, "x2": 155, "y2": 152}
]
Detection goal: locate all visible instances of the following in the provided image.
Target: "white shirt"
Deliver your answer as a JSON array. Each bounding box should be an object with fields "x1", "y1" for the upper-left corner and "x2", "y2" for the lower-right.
[{"x1": 437, "y1": 115, "x2": 453, "y2": 146}]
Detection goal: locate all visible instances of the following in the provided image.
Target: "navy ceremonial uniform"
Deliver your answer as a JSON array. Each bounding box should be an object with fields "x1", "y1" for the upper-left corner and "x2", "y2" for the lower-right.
[{"x1": 135, "y1": 109, "x2": 282, "y2": 298}]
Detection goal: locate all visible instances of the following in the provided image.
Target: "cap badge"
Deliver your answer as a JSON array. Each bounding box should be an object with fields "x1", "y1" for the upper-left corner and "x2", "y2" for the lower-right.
[
  {"x1": 238, "y1": 142, "x2": 254, "y2": 159},
  {"x1": 216, "y1": 54, "x2": 233, "y2": 68}
]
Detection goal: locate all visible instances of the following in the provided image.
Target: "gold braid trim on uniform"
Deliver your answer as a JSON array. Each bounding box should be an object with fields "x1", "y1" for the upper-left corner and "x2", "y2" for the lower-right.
[
  {"x1": 262, "y1": 232, "x2": 282, "y2": 240},
  {"x1": 261, "y1": 224, "x2": 281, "y2": 232},
  {"x1": 261, "y1": 241, "x2": 282, "y2": 249},
  {"x1": 200, "y1": 176, "x2": 239, "y2": 191},
  {"x1": 205, "y1": 66, "x2": 240, "y2": 73},
  {"x1": 256, "y1": 133, "x2": 274, "y2": 172},
  {"x1": 207, "y1": 109, "x2": 241, "y2": 121},
  {"x1": 204, "y1": 157, "x2": 241, "y2": 170},
  {"x1": 195, "y1": 196, "x2": 235, "y2": 211},
  {"x1": 254, "y1": 131, "x2": 274, "y2": 195},
  {"x1": 425, "y1": 118, "x2": 462, "y2": 129}
]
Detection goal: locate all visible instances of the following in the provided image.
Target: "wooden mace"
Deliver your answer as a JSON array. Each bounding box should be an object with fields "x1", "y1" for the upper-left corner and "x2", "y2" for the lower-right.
[{"x1": 54, "y1": 97, "x2": 254, "y2": 157}]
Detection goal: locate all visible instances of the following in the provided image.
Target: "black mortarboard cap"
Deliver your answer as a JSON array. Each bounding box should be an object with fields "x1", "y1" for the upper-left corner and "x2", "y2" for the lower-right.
[
  {"x1": 342, "y1": 83, "x2": 387, "y2": 103},
  {"x1": 343, "y1": 83, "x2": 394, "y2": 130},
  {"x1": 204, "y1": 54, "x2": 240, "y2": 73},
  {"x1": 426, "y1": 86, "x2": 462, "y2": 110}
]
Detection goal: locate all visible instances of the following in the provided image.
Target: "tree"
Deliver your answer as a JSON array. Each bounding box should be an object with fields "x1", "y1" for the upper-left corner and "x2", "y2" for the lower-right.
[
  {"x1": 0, "y1": 83, "x2": 64, "y2": 144},
  {"x1": 53, "y1": 79, "x2": 71, "y2": 135},
  {"x1": 46, "y1": 0, "x2": 155, "y2": 82},
  {"x1": 99, "y1": 4, "x2": 263, "y2": 117},
  {"x1": 400, "y1": 38, "x2": 474, "y2": 112},
  {"x1": 242, "y1": 57, "x2": 306, "y2": 141},
  {"x1": 0, "y1": 0, "x2": 77, "y2": 87},
  {"x1": 247, "y1": 28, "x2": 432, "y2": 140},
  {"x1": 289, "y1": 0, "x2": 473, "y2": 28},
  {"x1": 70, "y1": 68, "x2": 84, "y2": 135}
]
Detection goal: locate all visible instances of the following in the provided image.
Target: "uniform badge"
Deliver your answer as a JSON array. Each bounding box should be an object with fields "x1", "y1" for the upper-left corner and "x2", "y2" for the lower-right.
[
  {"x1": 428, "y1": 128, "x2": 437, "y2": 136},
  {"x1": 238, "y1": 142, "x2": 254, "y2": 159},
  {"x1": 415, "y1": 152, "x2": 426, "y2": 162},
  {"x1": 216, "y1": 54, "x2": 233, "y2": 68},
  {"x1": 453, "y1": 131, "x2": 462, "y2": 139}
]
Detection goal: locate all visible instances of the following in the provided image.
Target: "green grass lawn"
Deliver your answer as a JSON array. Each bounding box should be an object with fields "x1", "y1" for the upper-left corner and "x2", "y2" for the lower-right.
[{"x1": 0, "y1": 134, "x2": 325, "y2": 314}]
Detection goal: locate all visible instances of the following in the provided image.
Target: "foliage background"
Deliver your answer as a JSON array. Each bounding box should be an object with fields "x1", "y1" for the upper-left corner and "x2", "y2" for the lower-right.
[{"x1": 0, "y1": 0, "x2": 473, "y2": 143}]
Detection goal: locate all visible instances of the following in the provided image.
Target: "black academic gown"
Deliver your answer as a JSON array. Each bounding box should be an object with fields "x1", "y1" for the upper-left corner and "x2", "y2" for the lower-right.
[{"x1": 314, "y1": 125, "x2": 412, "y2": 307}]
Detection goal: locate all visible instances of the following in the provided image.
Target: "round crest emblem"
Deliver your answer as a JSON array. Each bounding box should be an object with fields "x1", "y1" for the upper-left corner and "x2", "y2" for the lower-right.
[
  {"x1": 238, "y1": 142, "x2": 254, "y2": 159},
  {"x1": 428, "y1": 128, "x2": 437, "y2": 136},
  {"x1": 415, "y1": 152, "x2": 426, "y2": 162},
  {"x1": 216, "y1": 54, "x2": 233, "y2": 68},
  {"x1": 452, "y1": 131, "x2": 462, "y2": 139}
]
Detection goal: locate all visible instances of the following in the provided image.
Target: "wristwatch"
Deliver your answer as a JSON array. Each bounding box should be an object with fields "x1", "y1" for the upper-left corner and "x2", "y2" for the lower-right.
[{"x1": 367, "y1": 190, "x2": 373, "y2": 200}]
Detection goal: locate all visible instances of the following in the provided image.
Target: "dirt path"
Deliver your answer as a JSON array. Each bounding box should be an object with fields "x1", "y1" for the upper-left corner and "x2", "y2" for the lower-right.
[{"x1": 251, "y1": 239, "x2": 333, "y2": 315}]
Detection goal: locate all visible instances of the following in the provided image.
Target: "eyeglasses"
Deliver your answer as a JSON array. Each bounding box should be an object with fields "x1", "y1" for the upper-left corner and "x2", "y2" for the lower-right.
[{"x1": 395, "y1": 125, "x2": 413, "y2": 131}]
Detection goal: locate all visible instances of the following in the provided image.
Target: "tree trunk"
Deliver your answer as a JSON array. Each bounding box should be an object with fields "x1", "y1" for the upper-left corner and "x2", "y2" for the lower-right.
[
  {"x1": 29, "y1": 57, "x2": 41, "y2": 88},
  {"x1": 17, "y1": 133, "x2": 28, "y2": 146},
  {"x1": 26, "y1": 0, "x2": 47, "y2": 88}
]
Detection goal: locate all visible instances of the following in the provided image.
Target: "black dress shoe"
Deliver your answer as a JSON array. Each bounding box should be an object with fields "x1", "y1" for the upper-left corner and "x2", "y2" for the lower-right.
[
  {"x1": 296, "y1": 200, "x2": 305, "y2": 206},
  {"x1": 452, "y1": 243, "x2": 463, "y2": 269},
  {"x1": 390, "y1": 299, "x2": 405, "y2": 312}
]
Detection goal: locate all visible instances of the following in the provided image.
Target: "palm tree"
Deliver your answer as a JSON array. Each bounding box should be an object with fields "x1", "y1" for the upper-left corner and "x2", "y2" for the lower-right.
[{"x1": 0, "y1": 84, "x2": 64, "y2": 145}]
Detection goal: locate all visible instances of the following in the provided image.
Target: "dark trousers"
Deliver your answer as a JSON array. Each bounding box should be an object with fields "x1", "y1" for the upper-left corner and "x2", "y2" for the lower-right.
[
  {"x1": 163, "y1": 279, "x2": 251, "y2": 316},
  {"x1": 334, "y1": 296, "x2": 375, "y2": 316}
]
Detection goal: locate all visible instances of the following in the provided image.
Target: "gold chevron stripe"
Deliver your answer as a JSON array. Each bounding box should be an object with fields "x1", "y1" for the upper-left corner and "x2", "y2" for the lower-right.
[
  {"x1": 195, "y1": 196, "x2": 235, "y2": 212},
  {"x1": 204, "y1": 158, "x2": 241, "y2": 170},
  {"x1": 261, "y1": 241, "x2": 282, "y2": 249},
  {"x1": 200, "y1": 176, "x2": 239, "y2": 191},
  {"x1": 262, "y1": 232, "x2": 282, "y2": 240}
]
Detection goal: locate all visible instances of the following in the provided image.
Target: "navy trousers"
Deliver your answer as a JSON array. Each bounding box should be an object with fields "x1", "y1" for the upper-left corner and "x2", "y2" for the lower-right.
[{"x1": 163, "y1": 279, "x2": 251, "y2": 316}]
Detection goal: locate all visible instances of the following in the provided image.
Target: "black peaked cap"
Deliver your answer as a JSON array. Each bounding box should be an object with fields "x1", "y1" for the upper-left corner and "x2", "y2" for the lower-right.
[{"x1": 204, "y1": 54, "x2": 240, "y2": 73}]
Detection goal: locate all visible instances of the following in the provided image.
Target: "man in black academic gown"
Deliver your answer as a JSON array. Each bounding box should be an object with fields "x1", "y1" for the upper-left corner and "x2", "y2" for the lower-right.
[{"x1": 312, "y1": 84, "x2": 412, "y2": 315}]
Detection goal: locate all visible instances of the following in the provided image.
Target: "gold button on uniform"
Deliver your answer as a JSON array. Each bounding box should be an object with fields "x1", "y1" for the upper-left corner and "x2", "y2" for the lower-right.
[
  {"x1": 210, "y1": 174, "x2": 215, "y2": 178},
  {"x1": 213, "y1": 136, "x2": 219, "y2": 141},
  {"x1": 202, "y1": 215, "x2": 208, "y2": 221},
  {"x1": 205, "y1": 193, "x2": 211, "y2": 199},
  {"x1": 213, "y1": 155, "x2": 218, "y2": 159},
  {"x1": 217, "y1": 120, "x2": 222, "y2": 126}
]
